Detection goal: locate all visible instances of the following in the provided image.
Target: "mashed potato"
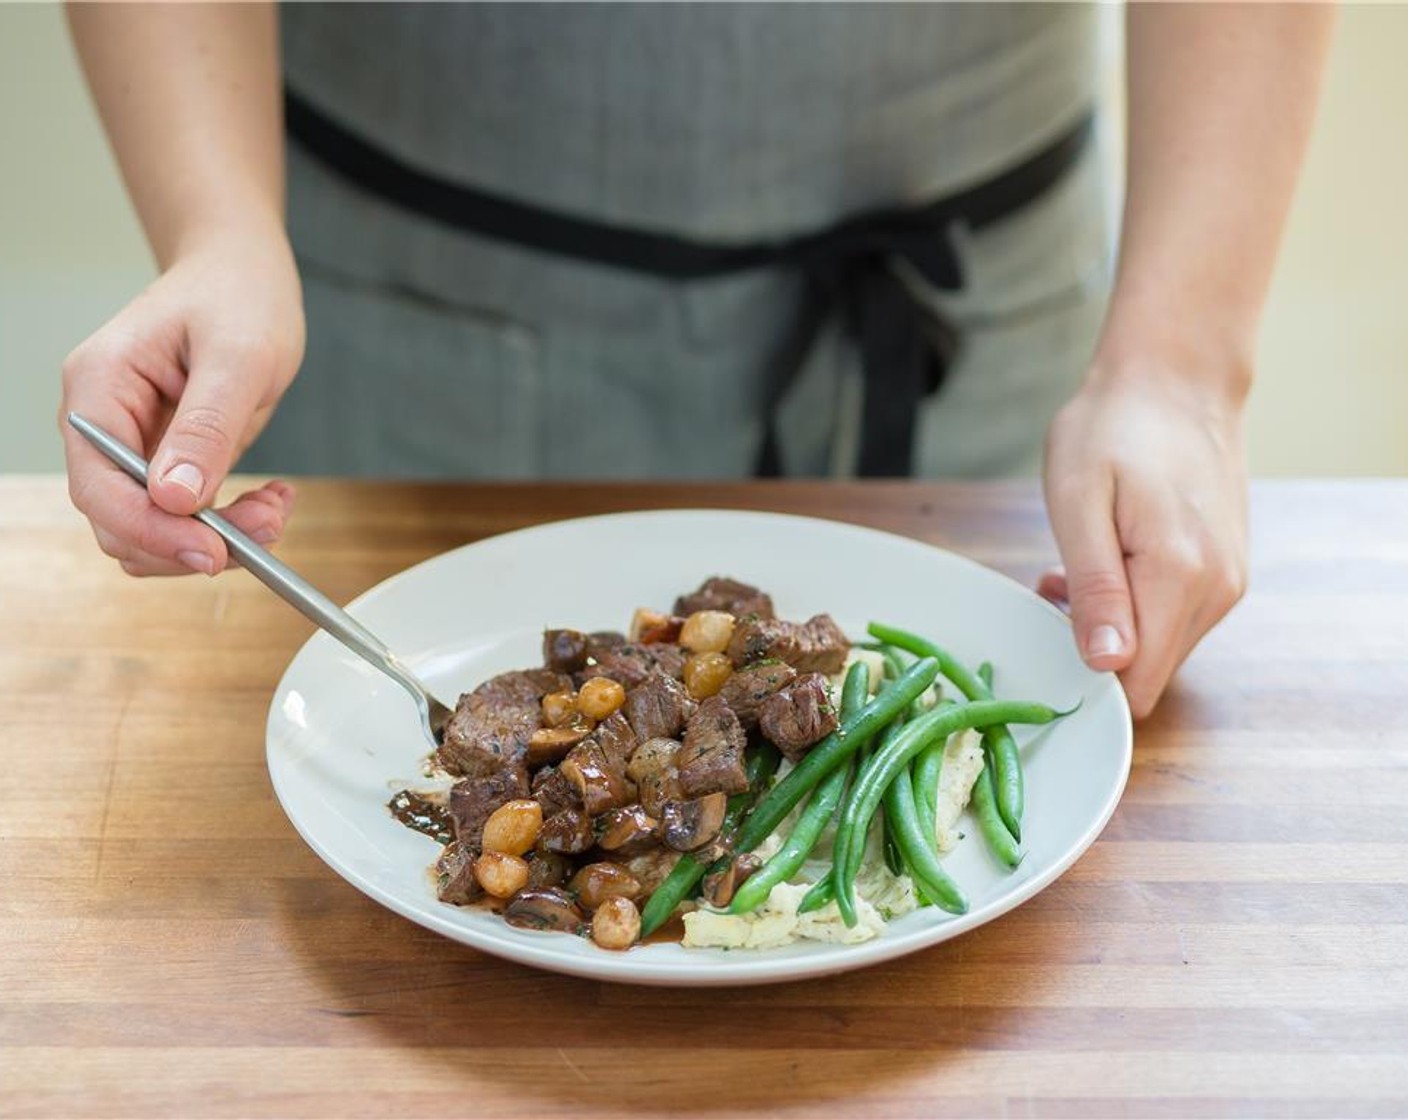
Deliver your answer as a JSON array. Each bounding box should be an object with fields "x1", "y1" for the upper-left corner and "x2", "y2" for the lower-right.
[{"x1": 682, "y1": 728, "x2": 986, "y2": 949}]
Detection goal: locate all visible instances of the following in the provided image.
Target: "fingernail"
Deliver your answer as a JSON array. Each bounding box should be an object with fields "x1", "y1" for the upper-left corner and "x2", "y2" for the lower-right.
[
  {"x1": 177, "y1": 550, "x2": 216, "y2": 575},
  {"x1": 1086, "y1": 625, "x2": 1124, "y2": 659},
  {"x1": 162, "y1": 461, "x2": 206, "y2": 500},
  {"x1": 252, "y1": 526, "x2": 279, "y2": 545}
]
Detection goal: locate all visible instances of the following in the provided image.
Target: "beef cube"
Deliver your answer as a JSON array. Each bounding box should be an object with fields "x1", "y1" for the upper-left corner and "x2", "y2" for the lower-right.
[
  {"x1": 448, "y1": 767, "x2": 531, "y2": 852},
  {"x1": 727, "y1": 613, "x2": 849, "y2": 675},
  {"x1": 542, "y1": 629, "x2": 590, "y2": 673},
  {"x1": 676, "y1": 696, "x2": 749, "y2": 797},
  {"x1": 592, "y1": 710, "x2": 639, "y2": 772},
  {"x1": 435, "y1": 668, "x2": 573, "y2": 777},
  {"x1": 759, "y1": 672, "x2": 839, "y2": 761},
  {"x1": 674, "y1": 577, "x2": 775, "y2": 621},
  {"x1": 538, "y1": 806, "x2": 595, "y2": 854},
  {"x1": 435, "y1": 842, "x2": 483, "y2": 905},
  {"x1": 718, "y1": 661, "x2": 797, "y2": 729},
  {"x1": 623, "y1": 672, "x2": 696, "y2": 741},
  {"x1": 579, "y1": 642, "x2": 687, "y2": 688},
  {"x1": 531, "y1": 765, "x2": 580, "y2": 819}
]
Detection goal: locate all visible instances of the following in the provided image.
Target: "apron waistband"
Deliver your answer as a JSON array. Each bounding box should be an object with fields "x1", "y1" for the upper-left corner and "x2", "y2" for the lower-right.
[{"x1": 285, "y1": 88, "x2": 1093, "y2": 476}]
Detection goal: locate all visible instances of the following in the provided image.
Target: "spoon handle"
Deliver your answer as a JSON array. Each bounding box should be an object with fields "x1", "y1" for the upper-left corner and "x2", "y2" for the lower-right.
[{"x1": 66, "y1": 412, "x2": 443, "y2": 721}]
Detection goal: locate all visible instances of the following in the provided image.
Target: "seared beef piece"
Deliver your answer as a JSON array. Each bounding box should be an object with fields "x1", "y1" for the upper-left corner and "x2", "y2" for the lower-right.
[
  {"x1": 718, "y1": 661, "x2": 798, "y2": 729},
  {"x1": 592, "y1": 711, "x2": 639, "y2": 772},
  {"x1": 560, "y1": 738, "x2": 634, "y2": 816},
  {"x1": 759, "y1": 672, "x2": 839, "y2": 761},
  {"x1": 676, "y1": 696, "x2": 749, "y2": 797},
  {"x1": 538, "y1": 807, "x2": 595, "y2": 854},
  {"x1": 531, "y1": 765, "x2": 580, "y2": 819},
  {"x1": 727, "y1": 614, "x2": 850, "y2": 675},
  {"x1": 542, "y1": 629, "x2": 590, "y2": 673},
  {"x1": 449, "y1": 767, "x2": 531, "y2": 852},
  {"x1": 674, "y1": 577, "x2": 775, "y2": 621},
  {"x1": 579, "y1": 642, "x2": 687, "y2": 688},
  {"x1": 435, "y1": 842, "x2": 483, "y2": 905},
  {"x1": 623, "y1": 672, "x2": 696, "y2": 742},
  {"x1": 586, "y1": 630, "x2": 628, "y2": 659},
  {"x1": 436, "y1": 668, "x2": 573, "y2": 777}
]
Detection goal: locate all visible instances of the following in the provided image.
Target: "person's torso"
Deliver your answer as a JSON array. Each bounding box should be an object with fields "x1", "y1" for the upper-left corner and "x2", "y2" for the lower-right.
[{"x1": 281, "y1": 2, "x2": 1099, "y2": 240}]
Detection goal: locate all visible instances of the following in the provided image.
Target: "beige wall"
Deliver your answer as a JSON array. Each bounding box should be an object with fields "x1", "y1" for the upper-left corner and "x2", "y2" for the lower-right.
[{"x1": 1, "y1": 3, "x2": 1403, "y2": 476}]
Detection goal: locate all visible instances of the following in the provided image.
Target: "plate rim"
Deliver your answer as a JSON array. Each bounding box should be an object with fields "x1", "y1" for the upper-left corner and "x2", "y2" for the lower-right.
[{"x1": 266, "y1": 507, "x2": 1133, "y2": 986}]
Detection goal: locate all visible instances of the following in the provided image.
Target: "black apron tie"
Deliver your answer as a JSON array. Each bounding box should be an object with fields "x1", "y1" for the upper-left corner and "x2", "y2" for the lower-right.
[{"x1": 285, "y1": 88, "x2": 1092, "y2": 477}]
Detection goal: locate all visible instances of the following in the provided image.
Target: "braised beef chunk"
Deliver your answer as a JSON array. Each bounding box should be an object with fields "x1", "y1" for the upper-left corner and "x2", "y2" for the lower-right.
[
  {"x1": 538, "y1": 806, "x2": 595, "y2": 854},
  {"x1": 676, "y1": 696, "x2": 749, "y2": 797},
  {"x1": 586, "y1": 631, "x2": 628, "y2": 659},
  {"x1": 435, "y1": 842, "x2": 483, "y2": 905},
  {"x1": 674, "y1": 577, "x2": 775, "y2": 621},
  {"x1": 531, "y1": 765, "x2": 580, "y2": 819},
  {"x1": 449, "y1": 767, "x2": 531, "y2": 851},
  {"x1": 436, "y1": 668, "x2": 573, "y2": 777},
  {"x1": 759, "y1": 672, "x2": 839, "y2": 761},
  {"x1": 726, "y1": 613, "x2": 849, "y2": 674},
  {"x1": 579, "y1": 642, "x2": 687, "y2": 688},
  {"x1": 718, "y1": 661, "x2": 797, "y2": 729},
  {"x1": 592, "y1": 711, "x2": 639, "y2": 771},
  {"x1": 623, "y1": 672, "x2": 696, "y2": 742},
  {"x1": 543, "y1": 629, "x2": 590, "y2": 673}
]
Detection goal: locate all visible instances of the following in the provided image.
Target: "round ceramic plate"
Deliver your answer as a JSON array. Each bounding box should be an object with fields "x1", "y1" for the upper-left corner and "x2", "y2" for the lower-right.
[{"x1": 267, "y1": 510, "x2": 1131, "y2": 986}]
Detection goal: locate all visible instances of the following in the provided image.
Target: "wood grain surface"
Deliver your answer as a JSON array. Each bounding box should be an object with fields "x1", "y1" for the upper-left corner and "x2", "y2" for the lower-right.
[{"x1": 2, "y1": 477, "x2": 1406, "y2": 1119}]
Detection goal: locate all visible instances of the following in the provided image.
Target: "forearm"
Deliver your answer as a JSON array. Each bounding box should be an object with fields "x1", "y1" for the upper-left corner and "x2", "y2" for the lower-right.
[
  {"x1": 67, "y1": 1, "x2": 285, "y2": 268},
  {"x1": 1099, "y1": 2, "x2": 1335, "y2": 397}
]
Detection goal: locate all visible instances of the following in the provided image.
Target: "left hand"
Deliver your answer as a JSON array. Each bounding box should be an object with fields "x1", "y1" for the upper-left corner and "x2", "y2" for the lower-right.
[{"x1": 1040, "y1": 359, "x2": 1249, "y2": 719}]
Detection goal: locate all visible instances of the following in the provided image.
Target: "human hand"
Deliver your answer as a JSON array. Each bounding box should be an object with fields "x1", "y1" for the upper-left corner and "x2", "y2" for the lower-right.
[
  {"x1": 60, "y1": 229, "x2": 305, "y2": 576},
  {"x1": 1041, "y1": 360, "x2": 1249, "y2": 719}
]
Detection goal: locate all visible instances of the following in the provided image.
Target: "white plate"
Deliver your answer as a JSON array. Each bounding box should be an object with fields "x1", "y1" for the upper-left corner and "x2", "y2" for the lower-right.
[{"x1": 267, "y1": 510, "x2": 1131, "y2": 986}]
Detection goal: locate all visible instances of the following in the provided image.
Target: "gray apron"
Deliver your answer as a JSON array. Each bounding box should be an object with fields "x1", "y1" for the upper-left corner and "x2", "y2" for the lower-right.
[{"x1": 246, "y1": 2, "x2": 1111, "y2": 480}]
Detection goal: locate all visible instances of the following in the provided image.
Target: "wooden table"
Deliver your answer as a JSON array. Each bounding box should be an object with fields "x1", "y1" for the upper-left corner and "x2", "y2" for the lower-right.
[{"x1": 2, "y1": 477, "x2": 1406, "y2": 1119}]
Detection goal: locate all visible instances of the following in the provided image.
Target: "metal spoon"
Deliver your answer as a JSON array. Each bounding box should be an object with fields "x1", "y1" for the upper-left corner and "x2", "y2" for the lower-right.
[{"x1": 67, "y1": 412, "x2": 454, "y2": 751}]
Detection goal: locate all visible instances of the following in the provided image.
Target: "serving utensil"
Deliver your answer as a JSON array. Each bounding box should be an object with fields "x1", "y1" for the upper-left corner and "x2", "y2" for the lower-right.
[{"x1": 66, "y1": 412, "x2": 454, "y2": 751}]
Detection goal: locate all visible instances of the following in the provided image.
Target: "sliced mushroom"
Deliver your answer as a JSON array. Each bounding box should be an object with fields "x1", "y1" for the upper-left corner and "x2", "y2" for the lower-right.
[
  {"x1": 700, "y1": 852, "x2": 762, "y2": 909},
  {"x1": 537, "y1": 807, "x2": 595, "y2": 854},
  {"x1": 568, "y1": 862, "x2": 643, "y2": 911},
  {"x1": 527, "y1": 720, "x2": 594, "y2": 767},
  {"x1": 660, "y1": 792, "x2": 729, "y2": 852},
  {"x1": 638, "y1": 767, "x2": 685, "y2": 817},
  {"x1": 596, "y1": 804, "x2": 660, "y2": 855},
  {"x1": 559, "y1": 740, "x2": 632, "y2": 816},
  {"x1": 503, "y1": 887, "x2": 586, "y2": 934},
  {"x1": 525, "y1": 850, "x2": 574, "y2": 889},
  {"x1": 625, "y1": 736, "x2": 681, "y2": 783},
  {"x1": 543, "y1": 629, "x2": 590, "y2": 673}
]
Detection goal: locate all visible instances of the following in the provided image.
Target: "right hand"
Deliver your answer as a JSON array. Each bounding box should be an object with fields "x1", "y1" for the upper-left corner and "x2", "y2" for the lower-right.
[{"x1": 60, "y1": 229, "x2": 305, "y2": 576}]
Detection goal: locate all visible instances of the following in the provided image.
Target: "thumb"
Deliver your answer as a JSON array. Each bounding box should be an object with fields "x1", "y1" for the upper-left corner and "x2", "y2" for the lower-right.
[
  {"x1": 1046, "y1": 479, "x2": 1138, "y2": 672},
  {"x1": 148, "y1": 344, "x2": 265, "y2": 516}
]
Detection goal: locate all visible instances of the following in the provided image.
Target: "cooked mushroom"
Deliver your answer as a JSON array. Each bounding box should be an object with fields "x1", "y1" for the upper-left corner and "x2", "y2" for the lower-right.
[
  {"x1": 621, "y1": 847, "x2": 683, "y2": 895},
  {"x1": 503, "y1": 887, "x2": 586, "y2": 934},
  {"x1": 543, "y1": 629, "x2": 590, "y2": 673},
  {"x1": 569, "y1": 862, "x2": 643, "y2": 911},
  {"x1": 596, "y1": 804, "x2": 660, "y2": 855},
  {"x1": 537, "y1": 807, "x2": 595, "y2": 854},
  {"x1": 660, "y1": 792, "x2": 728, "y2": 852},
  {"x1": 637, "y1": 767, "x2": 685, "y2": 817},
  {"x1": 527, "y1": 720, "x2": 594, "y2": 767},
  {"x1": 625, "y1": 736, "x2": 681, "y2": 783},
  {"x1": 559, "y1": 740, "x2": 632, "y2": 815},
  {"x1": 700, "y1": 852, "x2": 762, "y2": 909}
]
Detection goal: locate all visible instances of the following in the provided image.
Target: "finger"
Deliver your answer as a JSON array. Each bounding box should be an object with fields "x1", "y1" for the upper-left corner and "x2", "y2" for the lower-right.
[
  {"x1": 216, "y1": 484, "x2": 295, "y2": 545},
  {"x1": 147, "y1": 339, "x2": 272, "y2": 517},
  {"x1": 1118, "y1": 546, "x2": 1203, "y2": 720},
  {"x1": 1045, "y1": 475, "x2": 1138, "y2": 673},
  {"x1": 1037, "y1": 568, "x2": 1069, "y2": 607},
  {"x1": 62, "y1": 391, "x2": 233, "y2": 577}
]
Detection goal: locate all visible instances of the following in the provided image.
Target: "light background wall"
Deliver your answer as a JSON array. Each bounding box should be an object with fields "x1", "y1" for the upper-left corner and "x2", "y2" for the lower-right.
[{"x1": 1, "y1": 3, "x2": 1404, "y2": 476}]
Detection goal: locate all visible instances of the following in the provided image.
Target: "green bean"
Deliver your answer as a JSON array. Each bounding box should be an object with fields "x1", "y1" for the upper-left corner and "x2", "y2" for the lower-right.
[
  {"x1": 733, "y1": 657, "x2": 939, "y2": 853},
  {"x1": 884, "y1": 760, "x2": 967, "y2": 914},
  {"x1": 868, "y1": 622, "x2": 1025, "y2": 842},
  {"x1": 970, "y1": 759, "x2": 1023, "y2": 868},
  {"x1": 978, "y1": 662, "x2": 995, "y2": 690},
  {"x1": 639, "y1": 742, "x2": 780, "y2": 937},
  {"x1": 796, "y1": 875, "x2": 834, "y2": 914},
  {"x1": 727, "y1": 663, "x2": 868, "y2": 916},
  {"x1": 881, "y1": 809, "x2": 904, "y2": 876},
  {"x1": 834, "y1": 698, "x2": 1068, "y2": 926}
]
